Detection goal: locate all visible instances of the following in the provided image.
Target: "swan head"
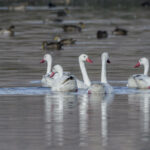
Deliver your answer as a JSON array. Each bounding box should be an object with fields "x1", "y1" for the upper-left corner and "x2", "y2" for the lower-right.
[
  {"x1": 134, "y1": 57, "x2": 149, "y2": 68},
  {"x1": 79, "y1": 54, "x2": 93, "y2": 63},
  {"x1": 50, "y1": 64, "x2": 63, "y2": 78},
  {"x1": 101, "y1": 52, "x2": 110, "y2": 63},
  {"x1": 40, "y1": 54, "x2": 52, "y2": 63}
]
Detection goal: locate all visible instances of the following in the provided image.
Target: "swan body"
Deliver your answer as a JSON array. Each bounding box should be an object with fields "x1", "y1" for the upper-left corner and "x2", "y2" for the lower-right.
[
  {"x1": 88, "y1": 52, "x2": 113, "y2": 94},
  {"x1": 127, "y1": 57, "x2": 150, "y2": 89},
  {"x1": 50, "y1": 65, "x2": 77, "y2": 92},
  {"x1": 88, "y1": 83, "x2": 113, "y2": 94},
  {"x1": 76, "y1": 79, "x2": 89, "y2": 89}
]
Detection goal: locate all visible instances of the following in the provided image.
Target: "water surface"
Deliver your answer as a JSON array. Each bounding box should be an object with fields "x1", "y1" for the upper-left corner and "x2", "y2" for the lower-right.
[{"x1": 0, "y1": 6, "x2": 150, "y2": 150}]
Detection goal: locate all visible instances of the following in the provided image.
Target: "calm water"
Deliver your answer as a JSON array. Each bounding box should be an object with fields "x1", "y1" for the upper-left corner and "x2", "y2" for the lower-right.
[{"x1": 0, "y1": 6, "x2": 150, "y2": 150}]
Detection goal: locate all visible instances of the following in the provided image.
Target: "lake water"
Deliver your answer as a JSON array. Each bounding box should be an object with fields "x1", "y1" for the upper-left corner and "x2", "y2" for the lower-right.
[{"x1": 0, "y1": 6, "x2": 150, "y2": 150}]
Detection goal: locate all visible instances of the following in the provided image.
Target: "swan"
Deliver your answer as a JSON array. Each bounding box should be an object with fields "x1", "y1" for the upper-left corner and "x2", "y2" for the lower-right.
[
  {"x1": 50, "y1": 65, "x2": 77, "y2": 92},
  {"x1": 88, "y1": 52, "x2": 113, "y2": 94},
  {"x1": 40, "y1": 54, "x2": 71, "y2": 87},
  {"x1": 77, "y1": 54, "x2": 93, "y2": 89},
  {"x1": 40, "y1": 54, "x2": 54, "y2": 87},
  {"x1": 127, "y1": 57, "x2": 150, "y2": 89}
]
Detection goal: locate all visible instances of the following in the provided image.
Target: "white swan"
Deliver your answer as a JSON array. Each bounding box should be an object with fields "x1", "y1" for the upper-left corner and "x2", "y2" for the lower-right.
[
  {"x1": 40, "y1": 53, "x2": 72, "y2": 87},
  {"x1": 40, "y1": 54, "x2": 54, "y2": 87},
  {"x1": 88, "y1": 52, "x2": 113, "y2": 94},
  {"x1": 50, "y1": 65, "x2": 77, "y2": 92},
  {"x1": 127, "y1": 57, "x2": 150, "y2": 89},
  {"x1": 77, "y1": 54, "x2": 93, "y2": 89}
]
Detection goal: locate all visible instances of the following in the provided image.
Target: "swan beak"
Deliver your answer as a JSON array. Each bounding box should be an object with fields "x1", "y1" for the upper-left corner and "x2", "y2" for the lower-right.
[
  {"x1": 40, "y1": 59, "x2": 45, "y2": 63},
  {"x1": 50, "y1": 72, "x2": 55, "y2": 78},
  {"x1": 86, "y1": 58, "x2": 93, "y2": 63},
  {"x1": 107, "y1": 59, "x2": 110, "y2": 63},
  {"x1": 134, "y1": 62, "x2": 140, "y2": 68}
]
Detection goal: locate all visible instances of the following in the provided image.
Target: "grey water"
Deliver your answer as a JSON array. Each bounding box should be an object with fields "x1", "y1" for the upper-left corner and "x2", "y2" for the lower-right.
[{"x1": 0, "y1": 6, "x2": 150, "y2": 150}]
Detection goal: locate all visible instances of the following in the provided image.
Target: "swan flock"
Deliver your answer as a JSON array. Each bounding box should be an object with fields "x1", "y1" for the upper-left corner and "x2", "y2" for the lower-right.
[{"x1": 40, "y1": 52, "x2": 150, "y2": 93}]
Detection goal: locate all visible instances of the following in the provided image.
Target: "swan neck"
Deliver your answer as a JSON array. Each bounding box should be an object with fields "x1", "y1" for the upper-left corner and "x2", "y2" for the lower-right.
[
  {"x1": 101, "y1": 58, "x2": 107, "y2": 83},
  {"x1": 46, "y1": 58, "x2": 52, "y2": 74},
  {"x1": 144, "y1": 61, "x2": 149, "y2": 75},
  {"x1": 79, "y1": 59, "x2": 91, "y2": 86}
]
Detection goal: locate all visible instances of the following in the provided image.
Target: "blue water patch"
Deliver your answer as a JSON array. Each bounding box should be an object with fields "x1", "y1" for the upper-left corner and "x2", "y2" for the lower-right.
[
  {"x1": 29, "y1": 80, "x2": 41, "y2": 84},
  {"x1": 0, "y1": 87, "x2": 50, "y2": 95},
  {"x1": 114, "y1": 86, "x2": 150, "y2": 95},
  {"x1": 0, "y1": 86, "x2": 150, "y2": 96}
]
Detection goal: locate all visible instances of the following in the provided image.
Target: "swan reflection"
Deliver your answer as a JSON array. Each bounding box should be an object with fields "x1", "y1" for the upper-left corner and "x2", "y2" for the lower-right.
[
  {"x1": 44, "y1": 93, "x2": 78, "y2": 146},
  {"x1": 128, "y1": 93, "x2": 150, "y2": 141},
  {"x1": 44, "y1": 93, "x2": 64, "y2": 146},
  {"x1": 78, "y1": 94, "x2": 89, "y2": 146},
  {"x1": 79, "y1": 93, "x2": 114, "y2": 146},
  {"x1": 44, "y1": 92, "x2": 114, "y2": 147}
]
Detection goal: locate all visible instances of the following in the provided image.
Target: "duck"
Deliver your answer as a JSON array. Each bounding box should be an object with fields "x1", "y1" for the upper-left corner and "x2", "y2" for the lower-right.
[
  {"x1": 112, "y1": 27, "x2": 128, "y2": 35},
  {"x1": 50, "y1": 65, "x2": 77, "y2": 92},
  {"x1": 88, "y1": 52, "x2": 113, "y2": 94},
  {"x1": 42, "y1": 41, "x2": 62, "y2": 50},
  {"x1": 97, "y1": 30, "x2": 108, "y2": 39},
  {"x1": 48, "y1": 1, "x2": 56, "y2": 7},
  {"x1": 127, "y1": 57, "x2": 150, "y2": 89},
  {"x1": 62, "y1": 22, "x2": 85, "y2": 32},
  {"x1": 57, "y1": 8, "x2": 70, "y2": 17},
  {"x1": 8, "y1": 3, "x2": 27, "y2": 11},
  {"x1": 0, "y1": 25, "x2": 15, "y2": 36},
  {"x1": 54, "y1": 36, "x2": 76, "y2": 45},
  {"x1": 141, "y1": 1, "x2": 150, "y2": 7}
]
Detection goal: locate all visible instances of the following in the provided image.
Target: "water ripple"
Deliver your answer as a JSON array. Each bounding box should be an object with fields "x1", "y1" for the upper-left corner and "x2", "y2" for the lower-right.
[{"x1": 0, "y1": 86, "x2": 149, "y2": 95}]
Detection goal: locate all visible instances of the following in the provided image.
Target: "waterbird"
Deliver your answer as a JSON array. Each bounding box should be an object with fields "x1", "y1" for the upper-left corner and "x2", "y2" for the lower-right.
[
  {"x1": 112, "y1": 27, "x2": 128, "y2": 35},
  {"x1": 127, "y1": 57, "x2": 150, "y2": 89}
]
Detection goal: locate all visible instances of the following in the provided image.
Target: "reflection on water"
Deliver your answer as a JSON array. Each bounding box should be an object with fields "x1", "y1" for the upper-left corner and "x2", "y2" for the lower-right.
[
  {"x1": 44, "y1": 93, "x2": 65, "y2": 146},
  {"x1": 0, "y1": 92, "x2": 150, "y2": 149},
  {"x1": 128, "y1": 94, "x2": 150, "y2": 141},
  {"x1": 89, "y1": 93, "x2": 114, "y2": 147},
  {"x1": 43, "y1": 92, "x2": 114, "y2": 148},
  {"x1": 79, "y1": 94, "x2": 89, "y2": 146}
]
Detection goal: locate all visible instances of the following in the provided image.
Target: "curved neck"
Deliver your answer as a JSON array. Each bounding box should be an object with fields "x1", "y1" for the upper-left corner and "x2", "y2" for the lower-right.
[
  {"x1": 101, "y1": 58, "x2": 107, "y2": 83},
  {"x1": 79, "y1": 59, "x2": 91, "y2": 86},
  {"x1": 46, "y1": 58, "x2": 52, "y2": 74},
  {"x1": 143, "y1": 61, "x2": 149, "y2": 75}
]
